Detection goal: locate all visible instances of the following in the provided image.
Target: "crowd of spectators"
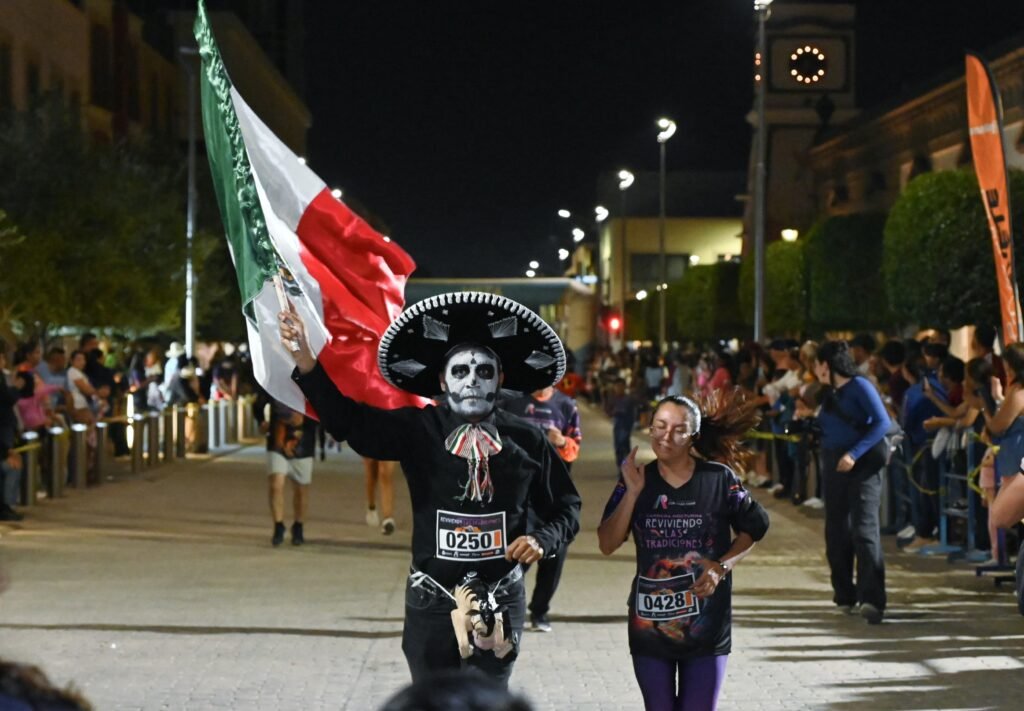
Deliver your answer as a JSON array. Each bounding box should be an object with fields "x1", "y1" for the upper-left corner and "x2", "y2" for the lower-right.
[
  {"x1": 579, "y1": 323, "x2": 1024, "y2": 611},
  {"x1": 0, "y1": 333, "x2": 255, "y2": 521}
]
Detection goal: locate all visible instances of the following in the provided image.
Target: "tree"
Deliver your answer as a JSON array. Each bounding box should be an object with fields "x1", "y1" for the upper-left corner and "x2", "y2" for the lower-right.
[
  {"x1": 804, "y1": 212, "x2": 889, "y2": 331},
  {"x1": 883, "y1": 168, "x2": 1024, "y2": 329},
  {"x1": 739, "y1": 240, "x2": 808, "y2": 336},
  {"x1": 672, "y1": 262, "x2": 745, "y2": 343},
  {"x1": 0, "y1": 98, "x2": 217, "y2": 336}
]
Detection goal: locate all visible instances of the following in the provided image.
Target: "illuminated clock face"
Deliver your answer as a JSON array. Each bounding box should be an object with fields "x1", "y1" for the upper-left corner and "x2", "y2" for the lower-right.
[{"x1": 789, "y1": 45, "x2": 827, "y2": 85}]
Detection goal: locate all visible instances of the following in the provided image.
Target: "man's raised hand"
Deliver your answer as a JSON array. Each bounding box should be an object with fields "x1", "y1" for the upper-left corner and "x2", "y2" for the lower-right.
[{"x1": 277, "y1": 302, "x2": 316, "y2": 374}]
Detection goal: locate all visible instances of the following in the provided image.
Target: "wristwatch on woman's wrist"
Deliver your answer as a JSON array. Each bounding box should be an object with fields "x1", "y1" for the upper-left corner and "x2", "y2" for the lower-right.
[{"x1": 709, "y1": 559, "x2": 731, "y2": 574}]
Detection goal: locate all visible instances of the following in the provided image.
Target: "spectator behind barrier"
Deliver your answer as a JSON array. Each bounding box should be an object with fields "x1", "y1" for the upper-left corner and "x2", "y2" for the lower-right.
[
  {"x1": 972, "y1": 324, "x2": 1006, "y2": 386},
  {"x1": 981, "y1": 343, "x2": 1024, "y2": 480}
]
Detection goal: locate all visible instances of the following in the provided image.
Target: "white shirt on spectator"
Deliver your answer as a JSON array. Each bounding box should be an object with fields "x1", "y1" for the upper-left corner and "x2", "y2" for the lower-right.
[
  {"x1": 763, "y1": 368, "x2": 803, "y2": 406},
  {"x1": 66, "y1": 366, "x2": 90, "y2": 410}
]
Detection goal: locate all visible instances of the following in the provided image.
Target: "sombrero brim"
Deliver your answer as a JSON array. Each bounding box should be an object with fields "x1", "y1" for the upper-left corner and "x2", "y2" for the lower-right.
[{"x1": 378, "y1": 292, "x2": 566, "y2": 398}]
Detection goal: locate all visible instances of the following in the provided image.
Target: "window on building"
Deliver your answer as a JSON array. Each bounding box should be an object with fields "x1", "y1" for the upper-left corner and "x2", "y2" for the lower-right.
[
  {"x1": 26, "y1": 60, "x2": 41, "y2": 100},
  {"x1": 716, "y1": 254, "x2": 741, "y2": 264},
  {"x1": 126, "y1": 44, "x2": 140, "y2": 121},
  {"x1": 150, "y1": 75, "x2": 160, "y2": 131},
  {"x1": 629, "y1": 254, "x2": 689, "y2": 292},
  {"x1": 51, "y1": 71, "x2": 66, "y2": 101},
  {"x1": 0, "y1": 41, "x2": 11, "y2": 109},
  {"x1": 90, "y1": 24, "x2": 113, "y2": 110}
]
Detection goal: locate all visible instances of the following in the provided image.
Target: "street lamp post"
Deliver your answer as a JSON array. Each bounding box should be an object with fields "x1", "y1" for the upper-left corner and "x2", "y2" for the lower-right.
[
  {"x1": 656, "y1": 118, "x2": 676, "y2": 351},
  {"x1": 617, "y1": 169, "x2": 635, "y2": 344},
  {"x1": 180, "y1": 46, "x2": 199, "y2": 359},
  {"x1": 753, "y1": 0, "x2": 773, "y2": 343}
]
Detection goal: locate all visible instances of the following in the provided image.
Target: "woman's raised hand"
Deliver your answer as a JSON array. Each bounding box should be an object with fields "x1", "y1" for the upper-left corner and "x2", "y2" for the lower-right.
[{"x1": 621, "y1": 446, "x2": 645, "y2": 495}]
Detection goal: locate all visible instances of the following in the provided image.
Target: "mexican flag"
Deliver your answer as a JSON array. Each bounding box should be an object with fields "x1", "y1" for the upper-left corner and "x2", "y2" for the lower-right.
[{"x1": 194, "y1": 0, "x2": 428, "y2": 414}]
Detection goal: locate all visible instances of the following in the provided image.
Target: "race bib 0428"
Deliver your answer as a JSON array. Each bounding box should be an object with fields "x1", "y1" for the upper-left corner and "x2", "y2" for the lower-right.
[
  {"x1": 635, "y1": 573, "x2": 701, "y2": 621},
  {"x1": 435, "y1": 510, "x2": 507, "y2": 561}
]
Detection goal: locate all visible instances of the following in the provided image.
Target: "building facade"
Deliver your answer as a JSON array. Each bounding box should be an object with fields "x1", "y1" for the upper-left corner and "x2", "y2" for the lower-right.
[
  {"x1": 0, "y1": 0, "x2": 309, "y2": 153},
  {"x1": 746, "y1": 1, "x2": 858, "y2": 242},
  {"x1": 596, "y1": 170, "x2": 745, "y2": 328},
  {"x1": 809, "y1": 43, "x2": 1024, "y2": 217}
]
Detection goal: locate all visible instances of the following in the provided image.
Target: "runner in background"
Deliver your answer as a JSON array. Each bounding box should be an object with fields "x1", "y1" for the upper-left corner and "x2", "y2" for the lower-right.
[{"x1": 505, "y1": 386, "x2": 582, "y2": 632}]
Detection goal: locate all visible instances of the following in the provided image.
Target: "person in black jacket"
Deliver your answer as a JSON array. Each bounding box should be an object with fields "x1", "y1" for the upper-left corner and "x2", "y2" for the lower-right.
[
  {"x1": 277, "y1": 292, "x2": 581, "y2": 685},
  {"x1": 1, "y1": 340, "x2": 33, "y2": 521}
]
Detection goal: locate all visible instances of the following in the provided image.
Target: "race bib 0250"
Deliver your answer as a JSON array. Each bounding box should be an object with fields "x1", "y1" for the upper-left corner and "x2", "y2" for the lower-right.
[
  {"x1": 635, "y1": 573, "x2": 701, "y2": 621},
  {"x1": 435, "y1": 510, "x2": 507, "y2": 561}
]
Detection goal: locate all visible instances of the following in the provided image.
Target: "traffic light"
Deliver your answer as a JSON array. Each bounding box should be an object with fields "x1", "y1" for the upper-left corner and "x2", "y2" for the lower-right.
[{"x1": 600, "y1": 306, "x2": 623, "y2": 335}]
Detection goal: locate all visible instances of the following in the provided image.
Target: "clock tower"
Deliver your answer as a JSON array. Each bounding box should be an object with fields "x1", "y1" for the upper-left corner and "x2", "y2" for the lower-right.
[{"x1": 749, "y1": 2, "x2": 857, "y2": 238}]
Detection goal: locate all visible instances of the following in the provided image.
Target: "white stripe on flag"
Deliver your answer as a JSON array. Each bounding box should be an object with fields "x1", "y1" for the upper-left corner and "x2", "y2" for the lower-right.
[
  {"x1": 230, "y1": 87, "x2": 324, "y2": 230},
  {"x1": 250, "y1": 169, "x2": 330, "y2": 346}
]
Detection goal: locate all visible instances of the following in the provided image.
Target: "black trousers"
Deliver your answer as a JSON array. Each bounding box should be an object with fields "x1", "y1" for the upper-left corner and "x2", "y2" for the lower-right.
[
  {"x1": 402, "y1": 576, "x2": 526, "y2": 685},
  {"x1": 822, "y1": 449, "x2": 887, "y2": 611},
  {"x1": 526, "y1": 551, "x2": 566, "y2": 618},
  {"x1": 773, "y1": 436, "x2": 794, "y2": 494}
]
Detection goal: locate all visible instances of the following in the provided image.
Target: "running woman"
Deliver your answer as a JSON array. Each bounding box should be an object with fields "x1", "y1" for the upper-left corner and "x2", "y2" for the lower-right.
[{"x1": 598, "y1": 393, "x2": 769, "y2": 711}]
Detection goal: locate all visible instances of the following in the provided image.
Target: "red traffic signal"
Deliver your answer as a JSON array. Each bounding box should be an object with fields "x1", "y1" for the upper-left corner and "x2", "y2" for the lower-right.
[{"x1": 607, "y1": 315, "x2": 622, "y2": 332}]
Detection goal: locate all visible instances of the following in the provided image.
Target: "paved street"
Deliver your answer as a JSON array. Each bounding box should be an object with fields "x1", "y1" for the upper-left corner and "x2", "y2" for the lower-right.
[{"x1": 2, "y1": 402, "x2": 1023, "y2": 710}]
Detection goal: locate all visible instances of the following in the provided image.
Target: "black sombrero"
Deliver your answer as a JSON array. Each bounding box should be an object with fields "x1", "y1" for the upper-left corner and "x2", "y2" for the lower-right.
[{"x1": 378, "y1": 292, "x2": 566, "y2": 398}]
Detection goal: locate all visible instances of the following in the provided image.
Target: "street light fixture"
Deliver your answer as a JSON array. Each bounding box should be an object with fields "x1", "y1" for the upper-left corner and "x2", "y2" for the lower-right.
[
  {"x1": 330, "y1": 188, "x2": 343, "y2": 199},
  {"x1": 656, "y1": 118, "x2": 677, "y2": 143},
  {"x1": 528, "y1": 260, "x2": 540, "y2": 269},
  {"x1": 616, "y1": 169, "x2": 635, "y2": 345},
  {"x1": 594, "y1": 205, "x2": 609, "y2": 222},
  {"x1": 656, "y1": 117, "x2": 676, "y2": 350},
  {"x1": 689, "y1": 254, "x2": 701, "y2": 265},
  {"x1": 557, "y1": 209, "x2": 571, "y2": 219},
  {"x1": 525, "y1": 269, "x2": 536, "y2": 278},
  {"x1": 558, "y1": 248, "x2": 570, "y2": 261},
  {"x1": 781, "y1": 228, "x2": 799, "y2": 242},
  {"x1": 572, "y1": 228, "x2": 585, "y2": 243},
  {"x1": 753, "y1": 0, "x2": 773, "y2": 342},
  {"x1": 297, "y1": 156, "x2": 307, "y2": 166},
  {"x1": 636, "y1": 290, "x2": 648, "y2": 301}
]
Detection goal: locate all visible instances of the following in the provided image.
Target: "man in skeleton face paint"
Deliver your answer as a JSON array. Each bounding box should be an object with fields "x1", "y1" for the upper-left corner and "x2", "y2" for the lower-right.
[
  {"x1": 277, "y1": 292, "x2": 580, "y2": 685},
  {"x1": 442, "y1": 346, "x2": 501, "y2": 421}
]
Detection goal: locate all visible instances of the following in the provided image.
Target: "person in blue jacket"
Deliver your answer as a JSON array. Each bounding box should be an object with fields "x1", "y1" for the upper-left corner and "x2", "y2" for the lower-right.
[{"x1": 801, "y1": 340, "x2": 891, "y2": 624}]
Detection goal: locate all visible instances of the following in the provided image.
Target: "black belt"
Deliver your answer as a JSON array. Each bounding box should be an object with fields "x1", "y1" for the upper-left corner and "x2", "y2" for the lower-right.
[{"x1": 408, "y1": 564, "x2": 523, "y2": 603}]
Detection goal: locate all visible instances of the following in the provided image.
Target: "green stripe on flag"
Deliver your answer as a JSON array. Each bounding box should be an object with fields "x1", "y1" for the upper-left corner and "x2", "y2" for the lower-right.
[{"x1": 194, "y1": 0, "x2": 277, "y2": 324}]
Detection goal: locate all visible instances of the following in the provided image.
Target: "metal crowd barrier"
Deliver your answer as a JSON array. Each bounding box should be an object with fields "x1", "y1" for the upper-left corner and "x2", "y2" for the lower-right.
[
  {"x1": 12, "y1": 434, "x2": 41, "y2": 507},
  {"x1": 8, "y1": 396, "x2": 259, "y2": 511},
  {"x1": 175, "y1": 406, "x2": 187, "y2": 458}
]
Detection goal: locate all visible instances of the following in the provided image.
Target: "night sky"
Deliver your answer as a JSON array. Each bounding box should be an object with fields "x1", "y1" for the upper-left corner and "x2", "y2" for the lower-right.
[{"x1": 300, "y1": 0, "x2": 1024, "y2": 279}]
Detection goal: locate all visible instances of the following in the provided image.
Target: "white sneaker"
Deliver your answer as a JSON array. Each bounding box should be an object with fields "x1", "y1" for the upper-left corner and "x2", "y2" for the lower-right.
[
  {"x1": 802, "y1": 496, "x2": 824, "y2": 509},
  {"x1": 366, "y1": 508, "x2": 380, "y2": 527},
  {"x1": 750, "y1": 475, "x2": 770, "y2": 487},
  {"x1": 381, "y1": 517, "x2": 396, "y2": 535},
  {"x1": 768, "y1": 483, "x2": 785, "y2": 494},
  {"x1": 897, "y1": 524, "x2": 916, "y2": 540}
]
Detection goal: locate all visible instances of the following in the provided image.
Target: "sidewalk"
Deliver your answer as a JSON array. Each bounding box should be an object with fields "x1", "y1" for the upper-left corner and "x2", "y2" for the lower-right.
[{"x1": 1, "y1": 402, "x2": 1022, "y2": 710}]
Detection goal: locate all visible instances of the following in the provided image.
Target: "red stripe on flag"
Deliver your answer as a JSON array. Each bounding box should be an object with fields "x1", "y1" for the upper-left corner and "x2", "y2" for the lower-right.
[{"x1": 295, "y1": 188, "x2": 429, "y2": 410}]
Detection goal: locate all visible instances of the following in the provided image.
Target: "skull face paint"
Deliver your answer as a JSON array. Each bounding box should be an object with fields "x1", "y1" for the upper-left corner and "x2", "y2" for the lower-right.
[{"x1": 442, "y1": 347, "x2": 500, "y2": 421}]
